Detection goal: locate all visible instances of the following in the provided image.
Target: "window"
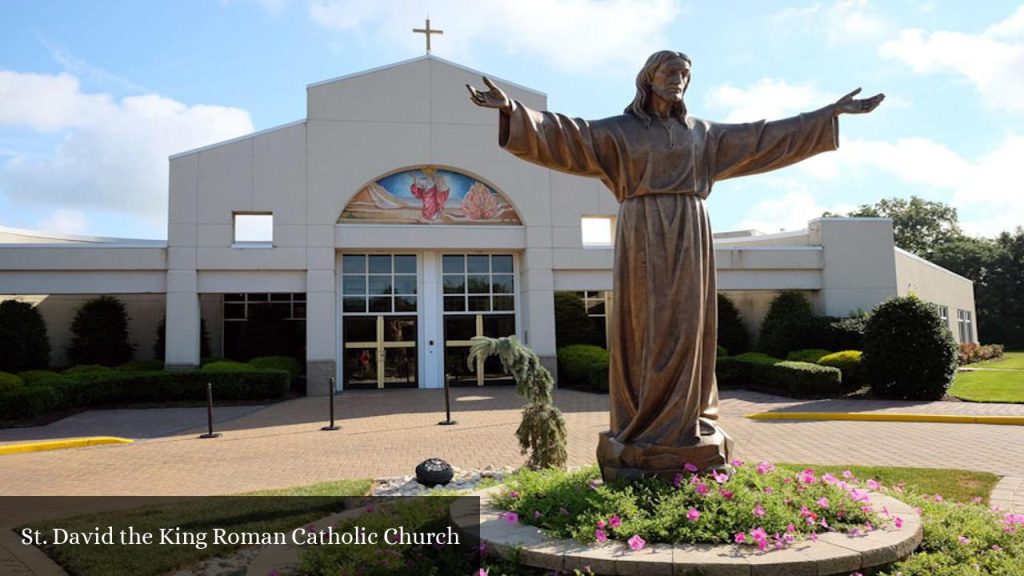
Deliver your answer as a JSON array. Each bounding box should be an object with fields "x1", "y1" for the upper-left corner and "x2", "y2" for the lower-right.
[
  {"x1": 223, "y1": 293, "x2": 306, "y2": 321},
  {"x1": 341, "y1": 254, "x2": 418, "y2": 314},
  {"x1": 935, "y1": 304, "x2": 949, "y2": 327},
  {"x1": 233, "y1": 213, "x2": 273, "y2": 245},
  {"x1": 957, "y1": 309, "x2": 974, "y2": 344},
  {"x1": 441, "y1": 254, "x2": 514, "y2": 313},
  {"x1": 576, "y1": 290, "x2": 610, "y2": 348},
  {"x1": 581, "y1": 217, "x2": 613, "y2": 248}
]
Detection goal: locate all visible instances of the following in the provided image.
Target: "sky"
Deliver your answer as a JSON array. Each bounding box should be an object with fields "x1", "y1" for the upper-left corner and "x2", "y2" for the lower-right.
[{"x1": 1, "y1": 0, "x2": 1022, "y2": 240}]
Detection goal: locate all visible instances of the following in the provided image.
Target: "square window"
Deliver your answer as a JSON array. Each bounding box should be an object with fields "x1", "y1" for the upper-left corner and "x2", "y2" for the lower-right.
[
  {"x1": 492, "y1": 255, "x2": 513, "y2": 273},
  {"x1": 393, "y1": 275, "x2": 417, "y2": 295},
  {"x1": 581, "y1": 216, "x2": 613, "y2": 248},
  {"x1": 234, "y1": 213, "x2": 273, "y2": 244},
  {"x1": 443, "y1": 275, "x2": 466, "y2": 294},
  {"x1": 368, "y1": 255, "x2": 392, "y2": 274},
  {"x1": 442, "y1": 255, "x2": 465, "y2": 274},
  {"x1": 394, "y1": 255, "x2": 417, "y2": 274},
  {"x1": 467, "y1": 255, "x2": 490, "y2": 273}
]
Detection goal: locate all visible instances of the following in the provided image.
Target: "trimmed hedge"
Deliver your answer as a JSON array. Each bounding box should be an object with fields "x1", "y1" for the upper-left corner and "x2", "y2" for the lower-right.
[
  {"x1": 0, "y1": 385, "x2": 59, "y2": 421},
  {"x1": 201, "y1": 361, "x2": 252, "y2": 372},
  {"x1": 786, "y1": 349, "x2": 832, "y2": 363},
  {"x1": 117, "y1": 360, "x2": 165, "y2": 372},
  {"x1": 18, "y1": 370, "x2": 61, "y2": 385},
  {"x1": 0, "y1": 371, "x2": 24, "y2": 394},
  {"x1": 64, "y1": 364, "x2": 114, "y2": 375},
  {"x1": 817, "y1": 350, "x2": 862, "y2": 391},
  {"x1": 248, "y1": 356, "x2": 302, "y2": 382},
  {"x1": 717, "y1": 353, "x2": 841, "y2": 396},
  {"x1": 587, "y1": 360, "x2": 610, "y2": 393},
  {"x1": 557, "y1": 345, "x2": 609, "y2": 386}
]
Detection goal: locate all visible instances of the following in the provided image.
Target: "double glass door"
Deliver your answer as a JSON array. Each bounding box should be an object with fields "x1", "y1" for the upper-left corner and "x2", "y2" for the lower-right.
[{"x1": 342, "y1": 315, "x2": 417, "y2": 389}]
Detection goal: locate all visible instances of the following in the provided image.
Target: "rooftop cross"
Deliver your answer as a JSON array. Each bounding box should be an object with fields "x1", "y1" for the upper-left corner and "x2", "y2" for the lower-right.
[{"x1": 413, "y1": 18, "x2": 443, "y2": 53}]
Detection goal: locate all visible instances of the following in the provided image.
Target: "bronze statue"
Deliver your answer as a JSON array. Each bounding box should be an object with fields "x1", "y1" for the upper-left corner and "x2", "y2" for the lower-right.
[{"x1": 467, "y1": 50, "x2": 883, "y2": 481}]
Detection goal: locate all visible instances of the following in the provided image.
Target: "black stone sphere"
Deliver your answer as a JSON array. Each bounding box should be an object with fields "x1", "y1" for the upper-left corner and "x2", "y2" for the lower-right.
[{"x1": 415, "y1": 458, "x2": 454, "y2": 487}]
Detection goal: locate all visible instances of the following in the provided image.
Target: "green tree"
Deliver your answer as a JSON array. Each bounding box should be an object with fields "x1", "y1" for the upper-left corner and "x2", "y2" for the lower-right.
[
  {"x1": 988, "y1": 228, "x2": 1024, "y2": 347},
  {"x1": 67, "y1": 296, "x2": 134, "y2": 366},
  {"x1": 829, "y1": 196, "x2": 962, "y2": 258},
  {"x1": 717, "y1": 294, "x2": 749, "y2": 355},
  {"x1": 0, "y1": 300, "x2": 50, "y2": 372},
  {"x1": 553, "y1": 292, "x2": 596, "y2": 349},
  {"x1": 758, "y1": 292, "x2": 815, "y2": 358}
]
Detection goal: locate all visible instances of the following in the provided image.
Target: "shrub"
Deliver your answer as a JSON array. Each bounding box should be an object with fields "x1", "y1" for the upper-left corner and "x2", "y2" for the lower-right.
[
  {"x1": 863, "y1": 296, "x2": 958, "y2": 401},
  {"x1": 586, "y1": 360, "x2": 609, "y2": 393},
  {"x1": 18, "y1": 370, "x2": 61, "y2": 385},
  {"x1": 117, "y1": 359, "x2": 165, "y2": 371},
  {"x1": 553, "y1": 292, "x2": 596, "y2": 348},
  {"x1": 957, "y1": 343, "x2": 1004, "y2": 365},
  {"x1": 786, "y1": 348, "x2": 832, "y2": 363},
  {"x1": 767, "y1": 361, "x2": 842, "y2": 395},
  {"x1": 248, "y1": 356, "x2": 302, "y2": 383},
  {"x1": 817, "y1": 350, "x2": 863, "y2": 391},
  {"x1": 717, "y1": 294, "x2": 749, "y2": 355},
  {"x1": 0, "y1": 371, "x2": 24, "y2": 394},
  {"x1": 201, "y1": 361, "x2": 252, "y2": 372},
  {"x1": 717, "y1": 344, "x2": 728, "y2": 357},
  {"x1": 557, "y1": 345, "x2": 609, "y2": 386},
  {"x1": 0, "y1": 300, "x2": 50, "y2": 372},
  {"x1": 64, "y1": 364, "x2": 114, "y2": 375},
  {"x1": 758, "y1": 292, "x2": 815, "y2": 358},
  {"x1": 805, "y1": 314, "x2": 868, "y2": 352},
  {"x1": 67, "y1": 296, "x2": 134, "y2": 366},
  {"x1": 0, "y1": 385, "x2": 59, "y2": 421}
]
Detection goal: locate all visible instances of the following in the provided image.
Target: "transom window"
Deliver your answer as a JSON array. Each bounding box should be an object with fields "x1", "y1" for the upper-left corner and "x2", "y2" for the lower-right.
[
  {"x1": 442, "y1": 254, "x2": 515, "y2": 313},
  {"x1": 223, "y1": 293, "x2": 306, "y2": 321},
  {"x1": 342, "y1": 254, "x2": 418, "y2": 314}
]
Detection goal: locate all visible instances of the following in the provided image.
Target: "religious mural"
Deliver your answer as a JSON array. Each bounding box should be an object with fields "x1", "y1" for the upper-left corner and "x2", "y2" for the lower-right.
[{"x1": 338, "y1": 167, "x2": 521, "y2": 225}]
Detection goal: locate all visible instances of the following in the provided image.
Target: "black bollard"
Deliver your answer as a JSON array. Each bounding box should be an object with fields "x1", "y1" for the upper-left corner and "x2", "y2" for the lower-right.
[
  {"x1": 322, "y1": 377, "x2": 340, "y2": 431},
  {"x1": 198, "y1": 382, "x2": 221, "y2": 439},
  {"x1": 438, "y1": 375, "x2": 457, "y2": 426}
]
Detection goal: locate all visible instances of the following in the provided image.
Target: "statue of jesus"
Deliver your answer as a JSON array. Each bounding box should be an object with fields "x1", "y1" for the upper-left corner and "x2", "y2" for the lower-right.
[{"x1": 467, "y1": 51, "x2": 883, "y2": 481}]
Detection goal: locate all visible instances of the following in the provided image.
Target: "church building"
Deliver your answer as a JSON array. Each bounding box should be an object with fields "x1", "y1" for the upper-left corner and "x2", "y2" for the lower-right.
[{"x1": 0, "y1": 55, "x2": 978, "y2": 392}]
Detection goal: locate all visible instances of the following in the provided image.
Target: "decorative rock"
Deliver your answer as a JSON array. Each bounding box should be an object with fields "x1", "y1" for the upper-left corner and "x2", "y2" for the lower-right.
[{"x1": 415, "y1": 458, "x2": 455, "y2": 487}]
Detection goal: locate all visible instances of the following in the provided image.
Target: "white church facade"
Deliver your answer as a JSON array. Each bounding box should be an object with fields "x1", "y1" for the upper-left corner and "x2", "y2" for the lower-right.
[{"x1": 0, "y1": 56, "x2": 978, "y2": 392}]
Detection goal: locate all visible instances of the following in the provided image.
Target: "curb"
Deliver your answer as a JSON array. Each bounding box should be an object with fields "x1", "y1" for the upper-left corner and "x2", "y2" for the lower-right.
[
  {"x1": 747, "y1": 412, "x2": 1024, "y2": 425},
  {"x1": 0, "y1": 437, "x2": 133, "y2": 456}
]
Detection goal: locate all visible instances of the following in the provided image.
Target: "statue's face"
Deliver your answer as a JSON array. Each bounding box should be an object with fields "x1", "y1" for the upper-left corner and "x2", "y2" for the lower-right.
[{"x1": 651, "y1": 58, "x2": 690, "y2": 104}]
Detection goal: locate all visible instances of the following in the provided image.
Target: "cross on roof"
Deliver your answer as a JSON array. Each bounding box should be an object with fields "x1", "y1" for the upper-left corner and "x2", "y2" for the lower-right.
[{"x1": 413, "y1": 18, "x2": 443, "y2": 53}]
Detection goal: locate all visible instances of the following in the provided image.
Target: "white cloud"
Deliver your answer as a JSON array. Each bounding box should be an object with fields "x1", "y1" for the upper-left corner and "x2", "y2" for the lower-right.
[
  {"x1": 706, "y1": 78, "x2": 832, "y2": 122},
  {"x1": 0, "y1": 71, "x2": 254, "y2": 225},
  {"x1": 771, "y1": 1, "x2": 889, "y2": 44},
  {"x1": 308, "y1": 0, "x2": 681, "y2": 75},
  {"x1": 878, "y1": 7, "x2": 1024, "y2": 113},
  {"x1": 734, "y1": 188, "x2": 857, "y2": 233},
  {"x1": 37, "y1": 209, "x2": 89, "y2": 235}
]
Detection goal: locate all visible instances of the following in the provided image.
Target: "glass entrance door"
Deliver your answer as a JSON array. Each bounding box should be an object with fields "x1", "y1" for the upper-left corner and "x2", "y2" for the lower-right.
[{"x1": 341, "y1": 254, "x2": 418, "y2": 389}]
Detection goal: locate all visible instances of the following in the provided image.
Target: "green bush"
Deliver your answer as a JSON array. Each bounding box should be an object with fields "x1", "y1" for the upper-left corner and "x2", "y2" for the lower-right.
[
  {"x1": 716, "y1": 354, "x2": 841, "y2": 396},
  {"x1": 0, "y1": 371, "x2": 24, "y2": 394},
  {"x1": 64, "y1": 364, "x2": 114, "y2": 375},
  {"x1": 116, "y1": 359, "x2": 165, "y2": 371},
  {"x1": 67, "y1": 296, "x2": 134, "y2": 366},
  {"x1": 0, "y1": 300, "x2": 50, "y2": 372},
  {"x1": 786, "y1": 349, "x2": 832, "y2": 363},
  {"x1": 248, "y1": 356, "x2": 302, "y2": 382},
  {"x1": 805, "y1": 314, "x2": 868, "y2": 351},
  {"x1": 717, "y1": 294, "x2": 749, "y2": 355},
  {"x1": 557, "y1": 345, "x2": 609, "y2": 386},
  {"x1": 863, "y1": 296, "x2": 958, "y2": 400},
  {"x1": 0, "y1": 385, "x2": 59, "y2": 420},
  {"x1": 758, "y1": 292, "x2": 815, "y2": 358},
  {"x1": 717, "y1": 344, "x2": 728, "y2": 357},
  {"x1": 18, "y1": 370, "x2": 61, "y2": 385},
  {"x1": 817, "y1": 350, "x2": 863, "y2": 391},
  {"x1": 553, "y1": 292, "x2": 596, "y2": 348},
  {"x1": 586, "y1": 360, "x2": 609, "y2": 393},
  {"x1": 201, "y1": 361, "x2": 252, "y2": 372}
]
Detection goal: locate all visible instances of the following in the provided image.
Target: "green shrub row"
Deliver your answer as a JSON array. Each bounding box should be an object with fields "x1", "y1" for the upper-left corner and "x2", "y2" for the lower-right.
[
  {"x1": 786, "y1": 348, "x2": 832, "y2": 363},
  {"x1": 717, "y1": 353, "x2": 842, "y2": 396},
  {"x1": 557, "y1": 345, "x2": 609, "y2": 386},
  {"x1": 817, "y1": 350, "x2": 862, "y2": 390},
  {"x1": 0, "y1": 371, "x2": 24, "y2": 394},
  {"x1": 0, "y1": 369, "x2": 290, "y2": 422}
]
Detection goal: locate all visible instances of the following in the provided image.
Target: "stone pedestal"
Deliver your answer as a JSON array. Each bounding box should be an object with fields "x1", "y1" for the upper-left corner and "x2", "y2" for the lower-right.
[{"x1": 597, "y1": 423, "x2": 733, "y2": 483}]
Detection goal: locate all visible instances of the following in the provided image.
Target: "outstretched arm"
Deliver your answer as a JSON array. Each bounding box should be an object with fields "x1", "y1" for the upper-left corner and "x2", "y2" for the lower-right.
[
  {"x1": 466, "y1": 77, "x2": 512, "y2": 112},
  {"x1": 832, "y1": 88, "x2": 885, "y2": 115}
]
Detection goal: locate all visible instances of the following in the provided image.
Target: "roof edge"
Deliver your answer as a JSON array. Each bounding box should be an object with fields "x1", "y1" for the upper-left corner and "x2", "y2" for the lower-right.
[{"x1": 0, "y1": 224, "x2": 166, "y2": 246}]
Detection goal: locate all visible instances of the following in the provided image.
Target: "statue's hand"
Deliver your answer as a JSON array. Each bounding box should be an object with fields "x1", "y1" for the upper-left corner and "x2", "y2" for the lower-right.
[
  {"x1": 833, "y1": 88, "x2": 885, "y2": 115},
  {"x1": 466, "y1": 76, "x2": 511, "y2": 111}
]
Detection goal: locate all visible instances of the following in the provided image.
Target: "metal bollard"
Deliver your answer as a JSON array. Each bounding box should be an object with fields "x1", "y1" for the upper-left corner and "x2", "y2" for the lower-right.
[
  {"x1": 321, "y1": 377, "x2": 340, "y2": 431},
  {"x1": 198, "y1": 382, "x2": 221, "y2": 439},
  {"x1": 438, "y1": 374, "x2": 457, "y2": 426}
]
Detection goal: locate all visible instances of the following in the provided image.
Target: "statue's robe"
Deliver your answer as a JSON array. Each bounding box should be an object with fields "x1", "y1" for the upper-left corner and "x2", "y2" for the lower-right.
[{"x1": 499, "y1": 100, "x2": 838, "y2": 453}]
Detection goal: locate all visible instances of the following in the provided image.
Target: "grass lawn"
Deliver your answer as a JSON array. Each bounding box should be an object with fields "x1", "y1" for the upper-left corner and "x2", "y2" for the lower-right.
[
  {"x1": 974, "y1": 350, "x2": 1024, "y2": 370},
  {"x1": 26, "y1": 478, "x2": 371, "y2": 576},
  {"x1": 778, "y1": 463, "x2": 999, "y2": 503},
  {"x1": 950, "y1": 369, "x2": 1024, "y2": 403}
]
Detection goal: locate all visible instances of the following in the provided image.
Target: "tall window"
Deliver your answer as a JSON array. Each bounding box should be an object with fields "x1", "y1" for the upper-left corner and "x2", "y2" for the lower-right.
[
  {"x1": 935, "y1": 304, "x2": 949, "y2": 328},
  {"x1": 222, "y1": 293, "x2": 306, "y2": 360},
  {"x1": 957, "y1": 309, "x2": 974, "y2": 343}
]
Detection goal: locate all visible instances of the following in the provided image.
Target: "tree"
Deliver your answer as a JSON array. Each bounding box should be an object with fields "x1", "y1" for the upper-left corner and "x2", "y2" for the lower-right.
[
  {"x1": 829, "y1": 196, "x2": 962, "y2": 258},
  {"x1": 758, "y1": 292, "x2": 815, "y2": 358},
  {"x1": 0, "y1": 300, "x2": 50, "y2": 372},
  {"x1": 67, "y1": 296, "x2": 134, "y2": 366},
  {"x1": 553, "y1": 292, "x2": 597, "y2": 349},
  {"x1": 717, "y1": 294, "x2": 749, "y2": 355},
  {"x1": 988, "y1": 228, "x2": 1024, "y2": 347}
]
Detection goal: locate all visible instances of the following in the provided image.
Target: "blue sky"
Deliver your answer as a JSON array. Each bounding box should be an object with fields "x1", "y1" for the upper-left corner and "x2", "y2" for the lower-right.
[{"x1": 1, "y1": 0, "x2": 1022, "y2": 239}]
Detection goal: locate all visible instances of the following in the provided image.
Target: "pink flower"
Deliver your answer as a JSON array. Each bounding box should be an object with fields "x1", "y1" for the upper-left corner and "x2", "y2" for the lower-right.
[
  {"x1": 595, "y1": 529, "x2": 608, "y2": 543},
  {"x1": 721, "y1": 489, "x2": 734, "y2": 500},
  {"x1": 867, "y1": 479, "x2": 881, "y2": 490},
  {"x1": 478, "y1": 570, "x2": 489, "y2": 576},
  {"x1": 756, "y1": 461, "x2": 775, "y2": 475},
  {"x1": 734, "y1": 532, "x2": 746, "y2": 543},
  {"x1": 673, "y1": 472, "x2": 684, "y2": 488},
  {"x1": 753, "y1": 504, "x2": 766, "y2": 518},
  {"x1": 628, "y1": 534, "x2": 646, "y2": 551},
  {"x1": 958, "y1": 535, "x2": 970, "y2": 545},
  {"x1": 597, "y1": 519, "x2": 606, "y2": 529},
  {"x1": 503, "y1": 512, "x2": 518, "y2": 524},
  {"x1": 687, "y1": 508, "x2": 701, "y2": 522},
  {"x1": 842, "y1": 470, "x2": 854, "y2": 479},
  {"x1": 534, "y1": 510, "x2": 542, "y2": 519},
  {"x1": 696, "y1": 482, "x2": 710, "y2": 496},
  {"x1": 509, "y1": 491, "x2": 520, "y2": 499},
  {"x1": 712, "y1": 470, "x2": 730, "y2": 484},
  {"x1": 809, "y1": 532, "x2": 817, "y2": 541},
  {"x1": 763, "y1": 487, "x2": 774, "y2": 494},
  {"x1": 972, "y1": 496, "x2": 983, "y2": 504},
  {"x1": 684, "y1": 462, "x2": 699, "y2": 473},
  {"x1": 894, "y1": 517, "x2": 904, "y2": 528},
  {"x1": 934, "y1": 494, "x2": 944, "y2": 502},
  {"x1": 821, "y1": 473, "x2": 837, "y2": 484},
  {"x1": 798, "y1": 468, "x2": 816, "y2": 484},
  {"x1": 731, "y1": 458, "x2": 744, "y2": 467},
  {"x1": 608, "y1": 515, "x2": 622, "y2": 529},
  {"x1": 786, "y1": 523, "x2": 796, "y2": 533},
  {"x1": 817, "y1": 497, "x2": 830, "y2": 509}
]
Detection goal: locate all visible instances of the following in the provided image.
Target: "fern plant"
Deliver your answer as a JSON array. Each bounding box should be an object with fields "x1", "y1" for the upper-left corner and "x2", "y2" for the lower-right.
[{"x1": 467, "y1": 336, "x2": 568, "y2": 470}]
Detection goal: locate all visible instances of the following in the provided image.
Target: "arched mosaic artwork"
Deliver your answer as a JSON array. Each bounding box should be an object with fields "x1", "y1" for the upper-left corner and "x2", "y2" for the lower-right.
[{"x1": 338, "y1": 167, "x2": 522, "y2": 225}]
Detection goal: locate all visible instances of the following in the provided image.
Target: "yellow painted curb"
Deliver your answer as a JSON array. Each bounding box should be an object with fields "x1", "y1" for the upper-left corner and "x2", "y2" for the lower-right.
[
  {"x1": 0, "y1": 436, "x2": 133, "y2": 455},
  {"x1": 747, "y1": 412, "x2": 1024, "y2": 425}
]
